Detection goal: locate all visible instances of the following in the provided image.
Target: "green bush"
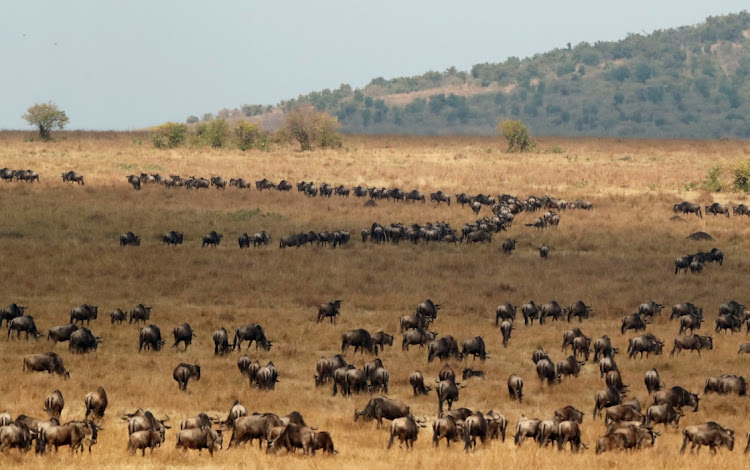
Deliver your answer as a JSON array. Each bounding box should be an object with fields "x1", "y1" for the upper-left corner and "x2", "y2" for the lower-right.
[
  {"x1": 152, "y1": 122, "x2": 187, "y2": 148},
  {"x1": 234, "y1": 121, "x2": 263, "y2": 151},
  {"x1": 497, "y1": 119, "x2": 535, "y2": 152},
  {"x1": 205, "y1": 119, "x2": 230, "y2": 148},
  {"x1": 283, "y1": 106, "x2": 342, "y2": 151},
  {"x1": 731, "y1": 161, "x2": 750, "y2": 192},
  {"x1": 701, "y1": 165, "x2": 724, "y2": 192}
]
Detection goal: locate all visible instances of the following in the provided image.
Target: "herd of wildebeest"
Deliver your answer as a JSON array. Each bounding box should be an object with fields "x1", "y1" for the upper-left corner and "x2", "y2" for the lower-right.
[{"x1": 3, "y1": 295, "x2": 750, "y2": 457}]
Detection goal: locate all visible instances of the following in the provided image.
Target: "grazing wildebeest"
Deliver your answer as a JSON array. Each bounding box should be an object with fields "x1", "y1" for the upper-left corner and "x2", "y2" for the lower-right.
[
  {"x1": 120, "y1": 232, "x2": 141, "y2": 246},
  {"x1": 84, "y1": 387, "x2": 108, "y2": 420},
  {"x1": 671, "y1": 335, "x2": 713, "y2": 356},
  {"x1": 317, "y1": 300, "x2": 343, "y2": 324},
  {"x1": 44, "y1": 390, "x2": 65, "y2": 419},
  {"x1": 739, "y1": 343, "x2": 750, "y2": 354},
  {"x1": 387, "y1": 415, "x2": 426, "y2": 450},
  {"x1": 639, "y1": 301, "x2": 664, "y2": 319},
  {"x1": 432, "y1": 415, "x2": 461, "y2": 448},
  {"x1": 70, "y1": 304, "x2": 98, "y2": 325},
  {"x1": 430, "y1": 191, "x2": 451, "y2": 205},
  {"x1": 671, "y1": 302, "x2": 702, "y2": 320},
  {"x1": 593, "y1": 335, "x2": 617, "y2": 362},
  {"x1": 61, "y1": 171, "x2": 84, "y2": 185},
  {"x1": 47, "y1": 323, "x2": 79, "y2": 344},
  {"x1": 213, "y1": 327, "x2": 232, "y2": 355},
  {"x1": 501, "y1": 320, "x2": 513, "y2": 347},
  {"x1": 514, "y1": 416, "x2": 541, "y2": 447},
  {"x1": 355, "y1": 396, "x2": 410, "y2": 429},
  {"x1": 162, "y1": 231, "x2": 183, "y2": 246},
  {"x1": 645, "y1": 368, "x2": 665, "y2": 394},
  {"x1": 233, "y1": 324, "x2": 273, "y2": 351},
  {"x1": 462, "y1": 368, "x2": 484, "y2": 380},
  {"x1": 680, "y1": 422, "x2": 734, "y2": 454},
  {"x1": 554, "y1": 406, "x2": 585, "y2": 424},
  {"x1": 173, "y1": 363, "x2": 201, "y2": 391},
  {"x1": 495, "y1": 303, "x2": 517, "y2": 324},
  {"x1": 427, "y1": 335, "x2": 461, "y2": 362},
  {"x1": 595, "y1": 433, "x2": 628, "y2": 454},
  {"x1": 172, "y1": 323, "x2": 196, "y2": 351},
  {"x1": 628, "y1": 334, "x2": 664, "y2": 359},
  {"x1": 227, "y1": 412, "x2": 282, "y2": 448},
  {"x1": 22, "y1": 352, "x2": 69, "y2": 378},
  {"x1": 202, "y1": 231, "x2": 223, "y2": 247},
  {"x1": 532, "y1": 347, "x2": 550, "y2": 364},
  {"x1": 128, "y1": 429, "x2": 165, "y2": 456},
  {"x1": 646, "y1": 404, "x2": 682, "y2": 429},
  {"x1": 180, "y1": 412, "x2": 217, "y2": 430},
  {"x1": 508, "y1": 374, "x2": 523, "y2": 402},
  {"x1": 463, "y1": 411, "x2": 489, "y2": 452},
  {"x1": 372, "y1": 331, "x2": 394, "y2": 353},
  {"x1": 461, "y1": 336, "x2": 487, "y2": 361},
  {"x1": 175, "y1": 427, "x2": 222, "y2": 455},
  {"x1": 410, "y1": 371, "x2": 432, "y2": 396},
  {"x1": 238, "y1": 233, "x2": 250, "y2": 249},
  {"x1": 7, "y1": 315, "x2": 40, "y2": 340},
  {"x1": 621, "y1": 313, "x2": 647, "y2": 334},
  {"x1": 536, "y1": 358, "x2": 557, "y2": 385},
  {"x1": 37, "y1": 419, "x2": 99, "y2": 454},
  {"x1": 341, "y1": 329, "x2": 375, "y2": 354},
  {"x1": 266, "y1": 423, "x2": 317, "y2": 455},
  {"x1": 0, "y1": 303, "x2": 27, "y2": 327},
  {"x1": 138, "y1": 325, "x2": 165, "y2": 352},
  {"x1": 567, "y1": 300, "x2": 592, "y2": 322},
  {"x1": 129, "y1": 304, "x2": 152, "y2": 324},
  {"x1": 69, "y1": 327, "x2": 102, "y2": 353},
  {"x1": 110, "y1": 308, "x2": 126, "y2": 325},
  {"x1": 653, "y1": 386, "x2": 700, "y2": 412},
  {"x1": 593, "y1": 386, "x2": 624, "y2": 419},
  {"x1": 557, "y1": 356, "x2": 586, "y2": 380},
  {"x1": 502, "y1": 239, "x2": 517, "y2": 254},
  {"x1": 253, "y1": 231, "x2": 270, "y2": 247},
  {"x1": 604, "y1": 405, "x2": 644, "y2": 426},
  {"x1": 521, "y1": 301, "x2": 539, "y2": 326},
  {"x1": 466, "y1": 230, "x2": 491, "y2": 243}
]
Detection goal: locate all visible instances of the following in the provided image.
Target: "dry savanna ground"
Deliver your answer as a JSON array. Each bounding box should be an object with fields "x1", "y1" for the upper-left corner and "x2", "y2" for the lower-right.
[{"x1": 1, "y1": 132, "x2": 750, "y2": 469}]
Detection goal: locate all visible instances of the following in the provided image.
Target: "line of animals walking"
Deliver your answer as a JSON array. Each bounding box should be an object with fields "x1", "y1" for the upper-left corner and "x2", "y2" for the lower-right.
[{"x1": 3, "y1": 297, "x2": 750, "y2": 455}]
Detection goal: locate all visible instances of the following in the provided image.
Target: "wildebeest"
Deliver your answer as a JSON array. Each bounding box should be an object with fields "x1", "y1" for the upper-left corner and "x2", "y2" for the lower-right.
[
  {"x1": 253, "y1": 231, "x2": 270, "y2": 247},
  {"x1": 69, "y1": 327, "x2": 102, "y2": 353},
  {"x1": 122, "y1": 409, "x2": 171, "y2": 437},
  {"x1": 719, "y1": 300, "x2": 745, "y2": 317},
  {"x1": 266, "y1": 423, "x2": 316, "y2": 455},
  {"x1": 566, "y1": 300, "x2": 592, "y2": 322},
  {"x1": 402, "y1": 328, "x2": 436, "y2": 350},
  {"x1": 127, "y1": 175, "x2": 141, "y2": 189},
  {"x1": 495, "y1": 303, "x2": 517, "y2": 324},
  {"x1": 521, "y1": 301, "x2": 539, "y2": 326},
  {"x1": 139, "y1": 325, "x2": 165, "y2": 352},
  {"x1": 432, "y1": 415, "x2": 462, "y2": 447},
  {"x1": 671, "y1": 302, "x2": 702, "y2": 319},
  {"x1": 7, "y1": 315, "x2": 40, "y2": 340},
  {"x1": 508, "y1": 374, "x2": 524, "y2": 402},
  {"x1": 557, "y1": 356, "x2": 586, "y2": 380},
  {"x1": 70, "y1": 304, "x2": 98, "y2": 325},
  {"x1": 628, "y1": 333, "x2": 664, "y2": 358},
  {"x1": 0, "y1": 303, "x2": 27, "y2": 327},
  {"x1": 500, "y1": 320, "x2": 513, "y2": 347},
  {"x1": 536, "y1": 358, "x2": 557, "y2": 385},
  {"x1": 533, "y1": 349, "x2": 549, "y2": 367},
  {"x1": 705, "y1": 202, "x2": 730, "y2": 217},
  {"x1": 671, "y1": 334, "x2": 713, "y2": 356},
  {"x1": 430, "y1": 191, "x2": 451, "y2": 205},
  {"x1": 175, "y1": 427, "x2": 222, "y2": 455},
  {"x1": 593, "y1": 335, "x2": 617, "y2": 362},
  {"x1": 162, "y1": 230, "x2": 184, "y2": 246},
  {"x1": 604, "y1": 404, "x2": 644, "y2": 426},
  {"x1": 463, "y1": 411, "x2": 489, "y2": 452},
  {"x1": 466, "y1": 230, "x2": 491, "y2": 243},
  {"x1": 739, "y1": 343, "x2": 750, "y2": 354},
  {"x1": 599, "y1": 356, "x2": 619, "y2": 377},
  {"x1": 372, "y1": 331, "x2": 393, "y2": 353},
  {"x1": 427, "y1": 335, "x2": 461, "y2": 362},
  {"x1": 539, "y1": 243, "x2": 549, "y2": 259},
  {"x1": 110, "y1": 308, "x2": 126, "y2": 325},
  {"x1": 653, "y1": 386, "x2": 700, "y2": 412},
  {"x1": 646, "y1": 403, "x2": 682, "y2": 429},
  {"x1": 540, "y1": 301, "x2": 564, "y2": 323},
  {"x1": 172, "y1": 323, "x2": 196, "y2": 351},
  {"x1": 129, "y1": 304, "x2": 152, "y2": 324},
  {"x1": 213, "y1": 327, "x2": 232, "y2": 355},
  {"x1": 645, "y1": 368, "x2": 665, "y2": 394},
  {"x1": 128, "y1": 429, "x2": 165, "y2": 456},
  {"x1": 436, "y1": 379, "x2": 462, "y2": 413},
  {"x1": 180, "y1": 412, "x2": 217, "y2": 430},
  {"x1": 227, "y1": 413, "x2": 282, "y2": 448},
  {"x1": 704, "y1": 374, "x2": 747, "y2": 396},
  {"x1": 23, "y1": 352, "x2": 69, "y2": 378},
  {"x1": 621, "y1": 313, "x2": 646, "y2": 334},
  {"x1": 37, "y1": 420, "x2": 98, "y2": 454},
  {"x1": 173, "y1": 363, "x2": 201, "y2": 391},
  {"x1": 674, "y1": 255, "x2": 692, "y2": 274},
  {"x1": 462, "y1": 368, "x2": 484, "y2": 380},
  {"x1": 561, "y1": 327, "x2": 584, "y2": 351},
  {"x1": 638, "y1": 301, "x2": 664, "y2": 319},
  {"x1": 514, "y1": 416, "x2": 541, "y2": 447},
  {"x1": 461, "y1": 336, "x2": 487, "y2": 361},
  {"x1": 44, "y1": 390, "x2": 65, "y2": 419},
  {"x1": 202, "y1": 231, "x2": 223, "y2": 247},
  {"x1": 61, "y1": 171, "x2": 84, "y2": 185},
  {"x1": 417, "y1": 299, "x2": 441, "y2": 319},
  {"x1": 502, "y1": 239, "x2": 517, "y2": 254},
  {"x1": 120, "y1": 232, "x2": 141, "y2": 246},
  {"x1": 233, "y1": 324, "x2": 273, "y2": 351},
  {"x1": 341, "y1": 329, "x2": 375, "y2": 354},
  {"x1": 593, "y1": 386, "x2": 624, "y2": 419},
  {"x1": 678, "y1": 313, "x2": 703, "y2": 335},
  {"x1": 400, "y1": 312, "x2": 431, "y2": 332},
  {"x1": 317, "y1": 300, "x2": 343, "y2": 324},
  {"x1": 84, "y1": 387, "x2": 108, "y2": 420},
  {"x1": 254, "y1": 361, "x2": 280, "y2": 390},
  {"x1": 238, "y1": 233, "x2": 250, "y2": 249},
  {"x1": 47, "y1": 324, "x2": 79, "y2": 344},
  {"x1": 387, "y1": 415, "x2": 426, "y2": 450},
  {"x1": 355, "y1": 396, "x2": 410, "y2": 429},
  {"x1": 554, "y1": 405, "x2": 585, "y2": 424},
  {"x1": 715, "y1": 313, "x2": 742, "y2": 333},
  {"x1": 680, "y1": 422, "x2": 734, "y2": 454},
  {"x1": 674, "y1": 201, "x2": 702, "y2": 218},
  {"x1": 409, "y1": 371, "x2": 432, "y2": 396}
]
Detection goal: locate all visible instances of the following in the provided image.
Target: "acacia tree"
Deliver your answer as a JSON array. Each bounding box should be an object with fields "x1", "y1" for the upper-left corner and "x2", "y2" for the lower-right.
[
  {"x1": 22, "y1": 102, "x2": 69, "y2": 141},
  {"x1": 283, "y1": 106, "x2": 342, "y2": 151},
  {"x1": 498, "y1": 119, "x2": 535, "y2": 152}
]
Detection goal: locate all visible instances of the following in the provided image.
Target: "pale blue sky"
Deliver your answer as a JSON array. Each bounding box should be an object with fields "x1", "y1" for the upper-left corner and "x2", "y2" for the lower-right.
[{"x1": 0, "y1": 1, "x2": 747, "y2": 130}]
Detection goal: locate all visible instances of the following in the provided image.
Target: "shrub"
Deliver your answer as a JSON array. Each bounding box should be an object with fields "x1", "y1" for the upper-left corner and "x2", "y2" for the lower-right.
[
  {"x1": 701, "y1": 165, "x2": 724, "y2": 192},
  {"x1": 22, "y1": 102, "x2": 69, "y2": 141},
  {"x1": 283, "y1": 106, "x2": 342, "y2": 151},
  {"x1": 204, "y1": 119, "x2": 230, "y2": 148},
  {"x1": 731, "y1": 161, "x2": 750, "y2": 192},
  {"x1": 233, "y1": 121, "x2": 263, "y2": 151},
  {"x1": 151, "y1": 122, "x2": 187, "y2": 149},
  {"x1": 497, "y1": 119, "x2": 535, "y2": 152}
]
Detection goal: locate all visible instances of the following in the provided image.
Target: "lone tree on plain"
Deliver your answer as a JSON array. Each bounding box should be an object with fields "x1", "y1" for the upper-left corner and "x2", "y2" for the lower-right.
[
  {"x1": 498, "y1": 119, "x2": 535, "y2": 152},
  {"x1": 23, "y1": 102, "x2": 69, "y2": 141},
  {"x1": 283, "y1": 106, "x2": 342, "y2": 151}
]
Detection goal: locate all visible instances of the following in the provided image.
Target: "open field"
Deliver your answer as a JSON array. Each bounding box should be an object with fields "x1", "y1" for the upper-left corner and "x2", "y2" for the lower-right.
[{"x1": 1, "y1": 132, "x2": 750, "y2": 468}]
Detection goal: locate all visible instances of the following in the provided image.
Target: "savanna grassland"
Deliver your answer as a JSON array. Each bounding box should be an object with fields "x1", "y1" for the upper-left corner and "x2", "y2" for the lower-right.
[{"x1": 1, "y1": 132, "x2": 750, "y2": 469}]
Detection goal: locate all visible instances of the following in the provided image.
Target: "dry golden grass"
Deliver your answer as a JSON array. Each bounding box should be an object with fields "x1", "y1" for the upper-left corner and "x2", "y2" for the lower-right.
[{"x1": 1, "y1": 132, "x2": 750, "y2": 468}]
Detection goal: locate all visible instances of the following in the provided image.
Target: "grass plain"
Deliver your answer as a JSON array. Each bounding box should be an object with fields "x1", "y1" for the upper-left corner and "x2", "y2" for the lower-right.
[{"x1": 1, "y1": 132, "x2": 750, "y2": 468}]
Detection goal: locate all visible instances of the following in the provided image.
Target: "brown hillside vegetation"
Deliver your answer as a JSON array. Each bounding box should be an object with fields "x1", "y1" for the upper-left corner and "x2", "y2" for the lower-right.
[{"x1": 1, "y1": 133, "x2": 750, "y2": 468}]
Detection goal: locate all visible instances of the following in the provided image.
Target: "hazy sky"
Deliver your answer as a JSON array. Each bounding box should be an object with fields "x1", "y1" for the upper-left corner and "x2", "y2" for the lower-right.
[{"x1": 0, "y1": 1, "x2": 747, "y2": 130}]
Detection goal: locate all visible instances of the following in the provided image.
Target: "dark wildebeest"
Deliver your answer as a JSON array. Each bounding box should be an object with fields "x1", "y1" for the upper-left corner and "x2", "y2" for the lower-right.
[
  {"x1": 539, "y1": 243, "x2": 549, "y2": 259},
  {"x1": 532, "y1": 347, "x2": 550, "y2": 364},
  {"x1": 540, "y1": 301, "x2": 564, "y2": 324},
  {"x1": 428, "y1": 335, "x2": 461, "y2": 362},
  {"x1": 123, "y1": 409, "x2": 171, "y2": 437},
  {"x1": 175, "y1": 427, "x2": 222, "y2": 455},
  {"x1": 129, "y1": 304, "x2": 152, "y2": 324},
  {"x1": 680, "y1": 422, "x2": 734, "y2": 454},
  {"x1": 313, "y1": 356, "x2": 335, "y2": 386},
  {"x1": 436, "y1": 379, "x2": 462, "y2": 413},
  {"x1": 593, "y1": 335, "x2": 617, "y2": 362},
  {"x1": 554, "y1": 406, "x2": 585, "y2": 424},
  {"x1": 463, "y1": 411, "x2": 489, "y2": 452},
  {"x1": 127, "y1": 174, "x2": 141, "y2": 189},
  {"x1": 22, "y1": 352, "x2": 69, "y2": 378},
  {"x1": 599, "y1": 356, "x2": 619, "y2": 377},
  {"x1": 253, "y1": 231, "x2": 270, "y2": 247},
  {"x1": 233, "y1": 324, "x2": 273, "y2": 351},
  {"x1": 638, "y1": 301, "x2": 664, "y2": 320},
  {"x1": 400, "y1": 312, "x2": 430, "y2": 332},
  {"x1": 508, "y1": 374, "x2": 524, "y2": 402},
  {"x1": 173, "y1": 363, "x2": 201, "y2": 391},
  {"x1": 44, "y1": 390, "x2": 65, "y2": 419},
  {"x1": 566, "y1": 300, "x2": 592, "y2": 323},
  {"x1": 401, "y1": 328, "x2": 436, "y2": 350},
  {"x1": 501, "y1": 320, "x2": 513, "y2": 347},
  {"x1": 120, "y1": 232, "x2": 141, "y2": 246},
  {"x1": 202, "y1": 231, "x2": 223, "y2": 248},
  {"x1": 61, "y1": 171, "x2": 85, "y2": 184},
  {"x1": 238, "y1": 233, "x2": 250, "y2": 249},
  {"x1": 653, "y1": 386, "x2": 700, "y2": 412},
  {"x1": 172, "y1": 323, "x2": 196, "y2": 351},
  {"x1": 110, "y1": 308, "x2": 127, "y2": 325},
  {"x1": 679, "y1": 313, "x2": 703, "y2": 335},
  {"x1": 70, "y1": 304, "x2": 98, "y2": 325},
  {"x1": 317, "y1": 300, "x2": 343, "y2": 324},
  {"x1": 47, "y1": 324, "x2": 79, "y2": 344},
  {"x1": 228, "y1": 413, "x2": 282, "y2": 448},
  {"x1": 495, "y1": 303, "x2": 517, "y2": 324},
  {"x1": 430, "y1": 191, "x2": 451, "y2": 205},
  {"x1": 267, "y1": 423, "x2": 316, "y2": 455},
  {"x1": 254, "y1": 362, "x2": 280, "y2": 390},
  {"x1": 84, "y1": 387, "x2": 108, "y2": 420},
  {"x1": 355, "y1": 396, "x2": 410, "y2": 429},
  {"x1": 432, "y1": 415, "x2": 462, "y2": 447},
  {"x1": 719, "y1": 300, "x2": 745, "y2": 317},
  {"x1": 704, "y1": 374, "x2": 747, "y2": 396},
  {"x1": 621, "y1": 313, "x2": 647, "y2": 334},
  {"x1": 410, "y1": 371, "x2": 432, "y2": 396},
  {"x1": 128, "y1": 429, "x2": 165, "y2": 456},
  {"x1": 222, "y1": 401, "x2": 247, "y2": 429},
  {"x1": 675, "y1": 256, "x2": 692, "y2": 275},
  {"x1": 561, "y1": 327, "x2": 584, "y2": 351},
  {"x1": 645, "y1": 368, "x2": 665, "y2": 394},
  {"x1": 462, "y1": 368, "x2": 484, "y2": 380},
  {"x1": 673, "y1": 201, "x2": 702, "y2": 218},
  {"x1": 705, "y1": 202, "x2": 730, "y2": 217},
  {"x1": 162, "y1": 231, "x2": 183, "y2": 246},
  {"x1": 387, "y1": 415, "x2": 426, "y2": 450},
  {"x1": 739, "y1": 343, "x2": 750, "y2": 354},
  {"x1": 593, "y1": 386, "x2": 624, "y2": 419},
  {"x1": 372, "y1": 331, "x2": 394, "y2": 353},
  {"x1": 69, "y1": 327, "x2": 102, "y2": 353},
  {"x1": 7, "y1": 315, "x2": 40, "y2": 340},
  {"x1": 213, "y1": 327, "x2": 232, "y2": 355},
  {"x1": 180, "y1": 412, "x2": 217, "y2": 430},
  {"x1": 628, "y1": 334, "x2": 664, "y2": 359},
  {"x1": 557, "y1": 356, "x2": 586, "y2": 380},
  {"x1": 438, "y1": 364, "x2": 456, "y2": 383},
  {"x1": 37, "y1": 419, "x2": 99, "y2": 454},
  {"x1": 0, "y1": 303, "x2": 27, "y2": 327},
  {"x1": 514, "y1": 417, "x2": 541, "y2": 447},
  {"x1": 417, "y1": 299, "x2": 441, "y2": 319},
  {"x1": 502, "y1": 239, "x2": 517, "y2": 255},
  {"x1": 138, "y1": 325, "x2": 165, "y2": 352},
  {"x1": 606, "y1": 370, "x2": 628, "y2": 393},
  {"x1": 646, "y1": 403, "x2": 682, "y2": 429},
  {"x1": 341, "y1": 329, "x2": 375, "y2": 354},
  {"x1": 521, "y1": 301, "x2": 539, "y2": 326},
  {"x1": 486, "y1": 410, "x2": 508, "y2": 442},
  {"x1": 671, "y1": 334, "x2": 713, "y2": 356},
  {"x1": 536, "y1": 358, "x2": 557, "y2": 385},
  {"x1": 671, "y1": 302, "x2": 702, "y2": 320},
  {"x1": 461, "y1": 336, "x2": 487, "y2": 361},
  {"x1": 715, "y1": 313, "x2": 742, "y2": 333},
  {"x1": 466, "y1": 230, "x2": 491, "y2": 243}
]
